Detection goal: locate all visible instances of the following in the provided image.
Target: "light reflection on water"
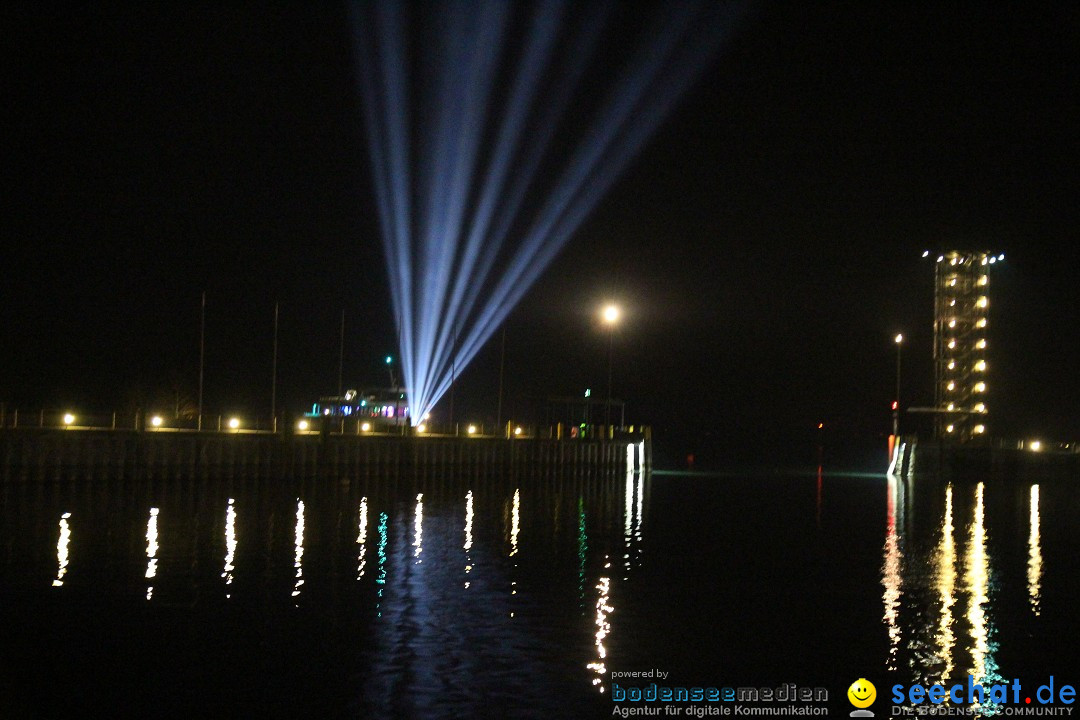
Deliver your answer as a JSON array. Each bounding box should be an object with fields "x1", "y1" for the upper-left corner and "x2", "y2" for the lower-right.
[
  {"x1": 53, "y1": 512, "x2": 71, "y2": 587},
  {"x1": 145, "y1": 507, "x2": 159, "y2": 600},
  {"x1": 10, "y1": 468, "x2": 1072, "y2": 716},
  {"x1": 1028, "y1": 485, "x2": 1042, "y2": 616}
]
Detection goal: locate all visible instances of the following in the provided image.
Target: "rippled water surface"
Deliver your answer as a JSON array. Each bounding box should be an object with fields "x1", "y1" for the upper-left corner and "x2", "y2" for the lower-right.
[{"x1": 2, "y1": 465, "x2": 1078, "y2": 717}]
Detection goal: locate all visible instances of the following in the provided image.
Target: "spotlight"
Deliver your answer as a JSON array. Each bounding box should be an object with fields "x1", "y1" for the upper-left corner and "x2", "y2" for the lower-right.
[
  {"x1": 417, "y1": 424, "x2": 427, "y2": 433},
  {"x1": 514, "y1": 426, "x2": 522, "y2": 436},
  {"x1": 1030, "y1": 440, "x2": 1042, "y2": 452},
  {"x1": 63, "y1": 413, "x2": 75, "y2": 426},
  {"x1": 151, "y1": 416, "x2": 163, "y2": 427},
  {"x1": 297, "y1": 420, "x2": 309, "y2": 431},
  {"x1": 467, "y1": 425, "x2": 477, "y2": 435},
  {"x1": 228, "y1": 418, "x2": 240, "y2": 430},
  {"x1": 361, "y1": 422, "x2": 371, "y2": 432}
]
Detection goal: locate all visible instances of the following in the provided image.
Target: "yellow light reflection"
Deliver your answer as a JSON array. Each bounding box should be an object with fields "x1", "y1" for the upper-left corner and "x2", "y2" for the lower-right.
[
  {"x1": 146, "y1": 507, "x2": 159, "y2": 600},
  {"x1": 53, "y1": 512, "x2": 71, "y2": 587},
  {"x1": 964, "y1": 482, "x2": 1001, "y2": 698},
  {"x1": 1027, "y1": 485, "x2": 1041, "y2": 616},
  {"x1": 933, "y1": 485, "x2": 956, "y2": 682},
  {"x1": 587, "y1": 562, "x2": 613, "y2": 693},
  {"x1": 357, "y1": 496, "x2": 368, "y2": 580},
  {"x1": 464, "y1": 490, "x2": 474, "y2": 588},
  {"x1": 292, "y1": 499, "x2": 305, "y2": 600},
  {"x1": 882, "y1": 476, "x2": 903, "y2": 671},
  {"x1": 413, "y1": 493, "x2": 424, "y2": 563},
  {"x1": 223, "y1": 498, "x2": 236, "y2": 596}
]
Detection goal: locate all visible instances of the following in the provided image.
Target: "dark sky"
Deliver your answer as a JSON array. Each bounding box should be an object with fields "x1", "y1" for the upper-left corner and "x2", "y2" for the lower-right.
[{"x1": 2, "y1": 2, "x2": 1079, "y2": 466}]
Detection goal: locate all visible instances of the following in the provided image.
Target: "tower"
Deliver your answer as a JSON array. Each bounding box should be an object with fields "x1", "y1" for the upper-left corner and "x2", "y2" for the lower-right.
[{"x1": 932, "y1": 250, "x2": 1003, "y2": 440}]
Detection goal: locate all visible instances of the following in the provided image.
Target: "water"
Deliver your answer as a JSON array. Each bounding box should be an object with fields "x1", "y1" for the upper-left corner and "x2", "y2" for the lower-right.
[{"x1": 2, "y1": 465, "x2": 1078, "y2": 717}]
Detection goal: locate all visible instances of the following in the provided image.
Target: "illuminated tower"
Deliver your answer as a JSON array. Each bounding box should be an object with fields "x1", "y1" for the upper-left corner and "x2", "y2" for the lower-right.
[{"x1": 932, "y1": 250, "x2": 1002, "y2": 440}]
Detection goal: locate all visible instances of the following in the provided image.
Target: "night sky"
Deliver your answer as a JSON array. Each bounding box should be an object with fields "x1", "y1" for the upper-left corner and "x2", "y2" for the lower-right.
[{"x1": 3, "y1": 2, "x2": 1079, "y2": 468}]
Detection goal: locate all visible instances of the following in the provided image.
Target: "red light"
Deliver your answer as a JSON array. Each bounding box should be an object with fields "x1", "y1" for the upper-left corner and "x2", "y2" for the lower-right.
[{"x1": 891, "y1": 401, "x2": 898, "y2": 410}]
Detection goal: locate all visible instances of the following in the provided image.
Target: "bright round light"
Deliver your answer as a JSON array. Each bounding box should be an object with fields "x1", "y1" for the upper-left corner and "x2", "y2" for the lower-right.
[
  {"x1": 894, "y1": 333, "x2": 903, "y2": 344},
  {"x1": 946, "y1": 424, "x2": 955, "y2": 433},
  {"x1": 1030, "y1": 440, "x2": 1042, "y2": 452},
  {"x1": 151, "y1": 416, "x2": 163, "y2": 427},
  {"x1": 514, "y1": 426, "x2": 522, "y2": 436},
  {"x1": 417, "y1": 424, "x2": 427, "y2": 433},
  {"x1": 228, "y1": 417, "x2": 240, "y2": 429},
  {"x1": 361, "y1": 422, "x2": 371, "y2": 432},
  {"x1": 974, "y1": 425, "x2": 986, "y2": 434},
  {"x1": 467, "y1": 425, "x2": 477, "y2": 435},
  {"x1": 297, "y1": 420, "x2": 309, "y2": 431},
  {"x1": 62, "y1": 413, "x2": 75, "y2": 425},
  {"x1": 602, "y1": 304, "x2": 620, "y2": 325}
]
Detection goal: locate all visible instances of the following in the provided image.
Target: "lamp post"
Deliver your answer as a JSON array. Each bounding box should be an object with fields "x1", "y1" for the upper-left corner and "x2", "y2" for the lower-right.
[
  {"x1": 602, "y1": 304, "x2": 620, "y2": 429},
  {"x1": 893, "y1": 333, "x2": 903, "y2": 437}
]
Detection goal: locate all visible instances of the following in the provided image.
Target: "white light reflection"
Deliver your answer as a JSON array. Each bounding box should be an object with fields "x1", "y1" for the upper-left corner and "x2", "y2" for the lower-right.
[
  {"x1": 53, "y1": 512, "x2": 71, "y2": 587},
  {"x1": 413, "y1": 493, "x2": 424, "y2": 563},
  {"x1": 510, "y1": 488, "x2": 520, "y2": 615},
  {"x1": 464, "y1": 490, "x2": 474, "y2": 588},
  {"x1": 1027, "y1": 485, "x2": 1041, "y2": 616},
  {"x1": 933, "y1": 484, "x2": 956, "y2": 682},
  {"x1": 510, "y1": 489, "x2": 520, "y2": 557},
  {"x1": 223, "y1": 498, "x2": 236, "y2": 596},
  {"x1": 586, "y1": 558, "x2": 613, "y2": 693},
  {"x1": 357, "y1": 497, "x2": 368, "y2": 580},
  {"x1": 146, "y1": 507, "x2": 159, "y2": 600},
  {"x1": 623, "y1": 458, "x2": 634, "y2": 577},
  {"x1": 882, "y1": 475, "x2": 903, "y2": 671},
  {"x1": 292, "y1": 499, "x2": 305, "y2": 600},
  {"x1": 376, "y1": 512, "x2": 388, "y2": 617}
]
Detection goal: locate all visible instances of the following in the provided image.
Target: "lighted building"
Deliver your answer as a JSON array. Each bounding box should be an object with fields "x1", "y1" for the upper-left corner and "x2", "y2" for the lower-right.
[{"x1": 932, "y1": 250, "x2": 1002, "y2": 440}]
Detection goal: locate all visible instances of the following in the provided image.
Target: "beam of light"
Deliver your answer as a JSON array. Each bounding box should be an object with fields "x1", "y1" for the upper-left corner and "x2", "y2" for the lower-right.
[
  {"x1": 882, "y1": 475, "x2": 903, "y2": 671},
  {"x1": 933, "y1": 484, "x2": 956, "y2": 684},
  {"x1": 223, "y1": 498, "x2": 237, "y2": 597},
  {"x1": 464, "y1": 490, "x2": 474, "y2": 588},
  {"x1": 357, "y1": 497, "x2": 368, "y2": 581},
  {"x1": 350, "y1": 1, "x2": 747, "y2": 422},
  {"x1": 1027, "y1": 485, "x2": 1041, "y2": 616},
  {"x1": 292, "y1": 499, "x2": 305, "y2": 601},
  {"x1": 145, "y1": 507, "x2": 159, "y2": 601},
  {"x1": 53, "y1": 512, "x2": 72, "y2": 587}
]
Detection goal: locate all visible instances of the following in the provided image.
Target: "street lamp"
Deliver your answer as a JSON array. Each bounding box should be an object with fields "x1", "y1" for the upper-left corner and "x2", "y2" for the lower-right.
[
  {"x1": 601, "y1": 304, "x2": 620, "y2": 429},
  {"x1": 894, "y1": 333, "x2": 903, "y2": 437}
]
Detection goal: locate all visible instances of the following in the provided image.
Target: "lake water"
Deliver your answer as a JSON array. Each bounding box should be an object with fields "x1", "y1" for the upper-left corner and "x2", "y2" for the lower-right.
[{"x1": 2, "y1": 463, "x2": 1078, "y2": 717}]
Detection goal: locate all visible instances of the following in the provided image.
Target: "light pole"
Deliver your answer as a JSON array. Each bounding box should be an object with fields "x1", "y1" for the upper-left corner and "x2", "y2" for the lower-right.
[
  {"x1": 893, "y1": 333, "x2": 903, "y2": 437},
  {"x1": 602, "y1": 304, "x2": 620, "y2": 429}
]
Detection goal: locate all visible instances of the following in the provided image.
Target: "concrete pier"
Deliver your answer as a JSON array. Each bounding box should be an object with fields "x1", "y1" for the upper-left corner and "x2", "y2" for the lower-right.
[{"x1": 0, "y1": 427, "x2": 652, "y2": 483}]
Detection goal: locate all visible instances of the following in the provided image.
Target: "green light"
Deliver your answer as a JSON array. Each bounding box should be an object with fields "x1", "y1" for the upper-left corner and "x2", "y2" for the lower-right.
[
  {"x1": 584, "y1": 388, "x2": 591, "y2": 397},
  {"x1": 385, "y1": 356, "x2": 392, "y2": 364}
]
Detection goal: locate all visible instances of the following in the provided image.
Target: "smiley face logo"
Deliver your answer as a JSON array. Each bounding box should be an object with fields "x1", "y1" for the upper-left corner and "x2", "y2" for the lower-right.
[{"x1": 847, "y1": 678, "x2": 876, "y2": 709}]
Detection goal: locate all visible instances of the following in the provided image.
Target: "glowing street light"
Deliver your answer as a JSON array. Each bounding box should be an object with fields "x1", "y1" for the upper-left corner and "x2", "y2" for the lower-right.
[
  {"x1": 63, "y1": 413, "x2": 75, "y2": 426},
  {"x1": 893, "y1": 333, "x2": 903, "y2": 437},
  {"x1": 297, "y1": 420, "x2": 309, "y2": 431},
  {"x1": 467, "y1": 424, "x2": 477, "y2": 435},
  {"x1": 361, "y1": 422, "x2": 371, "y2": 432},
  {"x1": 228, "y1": 417, "x2": 240, "y2": 430},
  {"x1": 151, "y1": 416, "x2": 163, "y2": 428}
]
